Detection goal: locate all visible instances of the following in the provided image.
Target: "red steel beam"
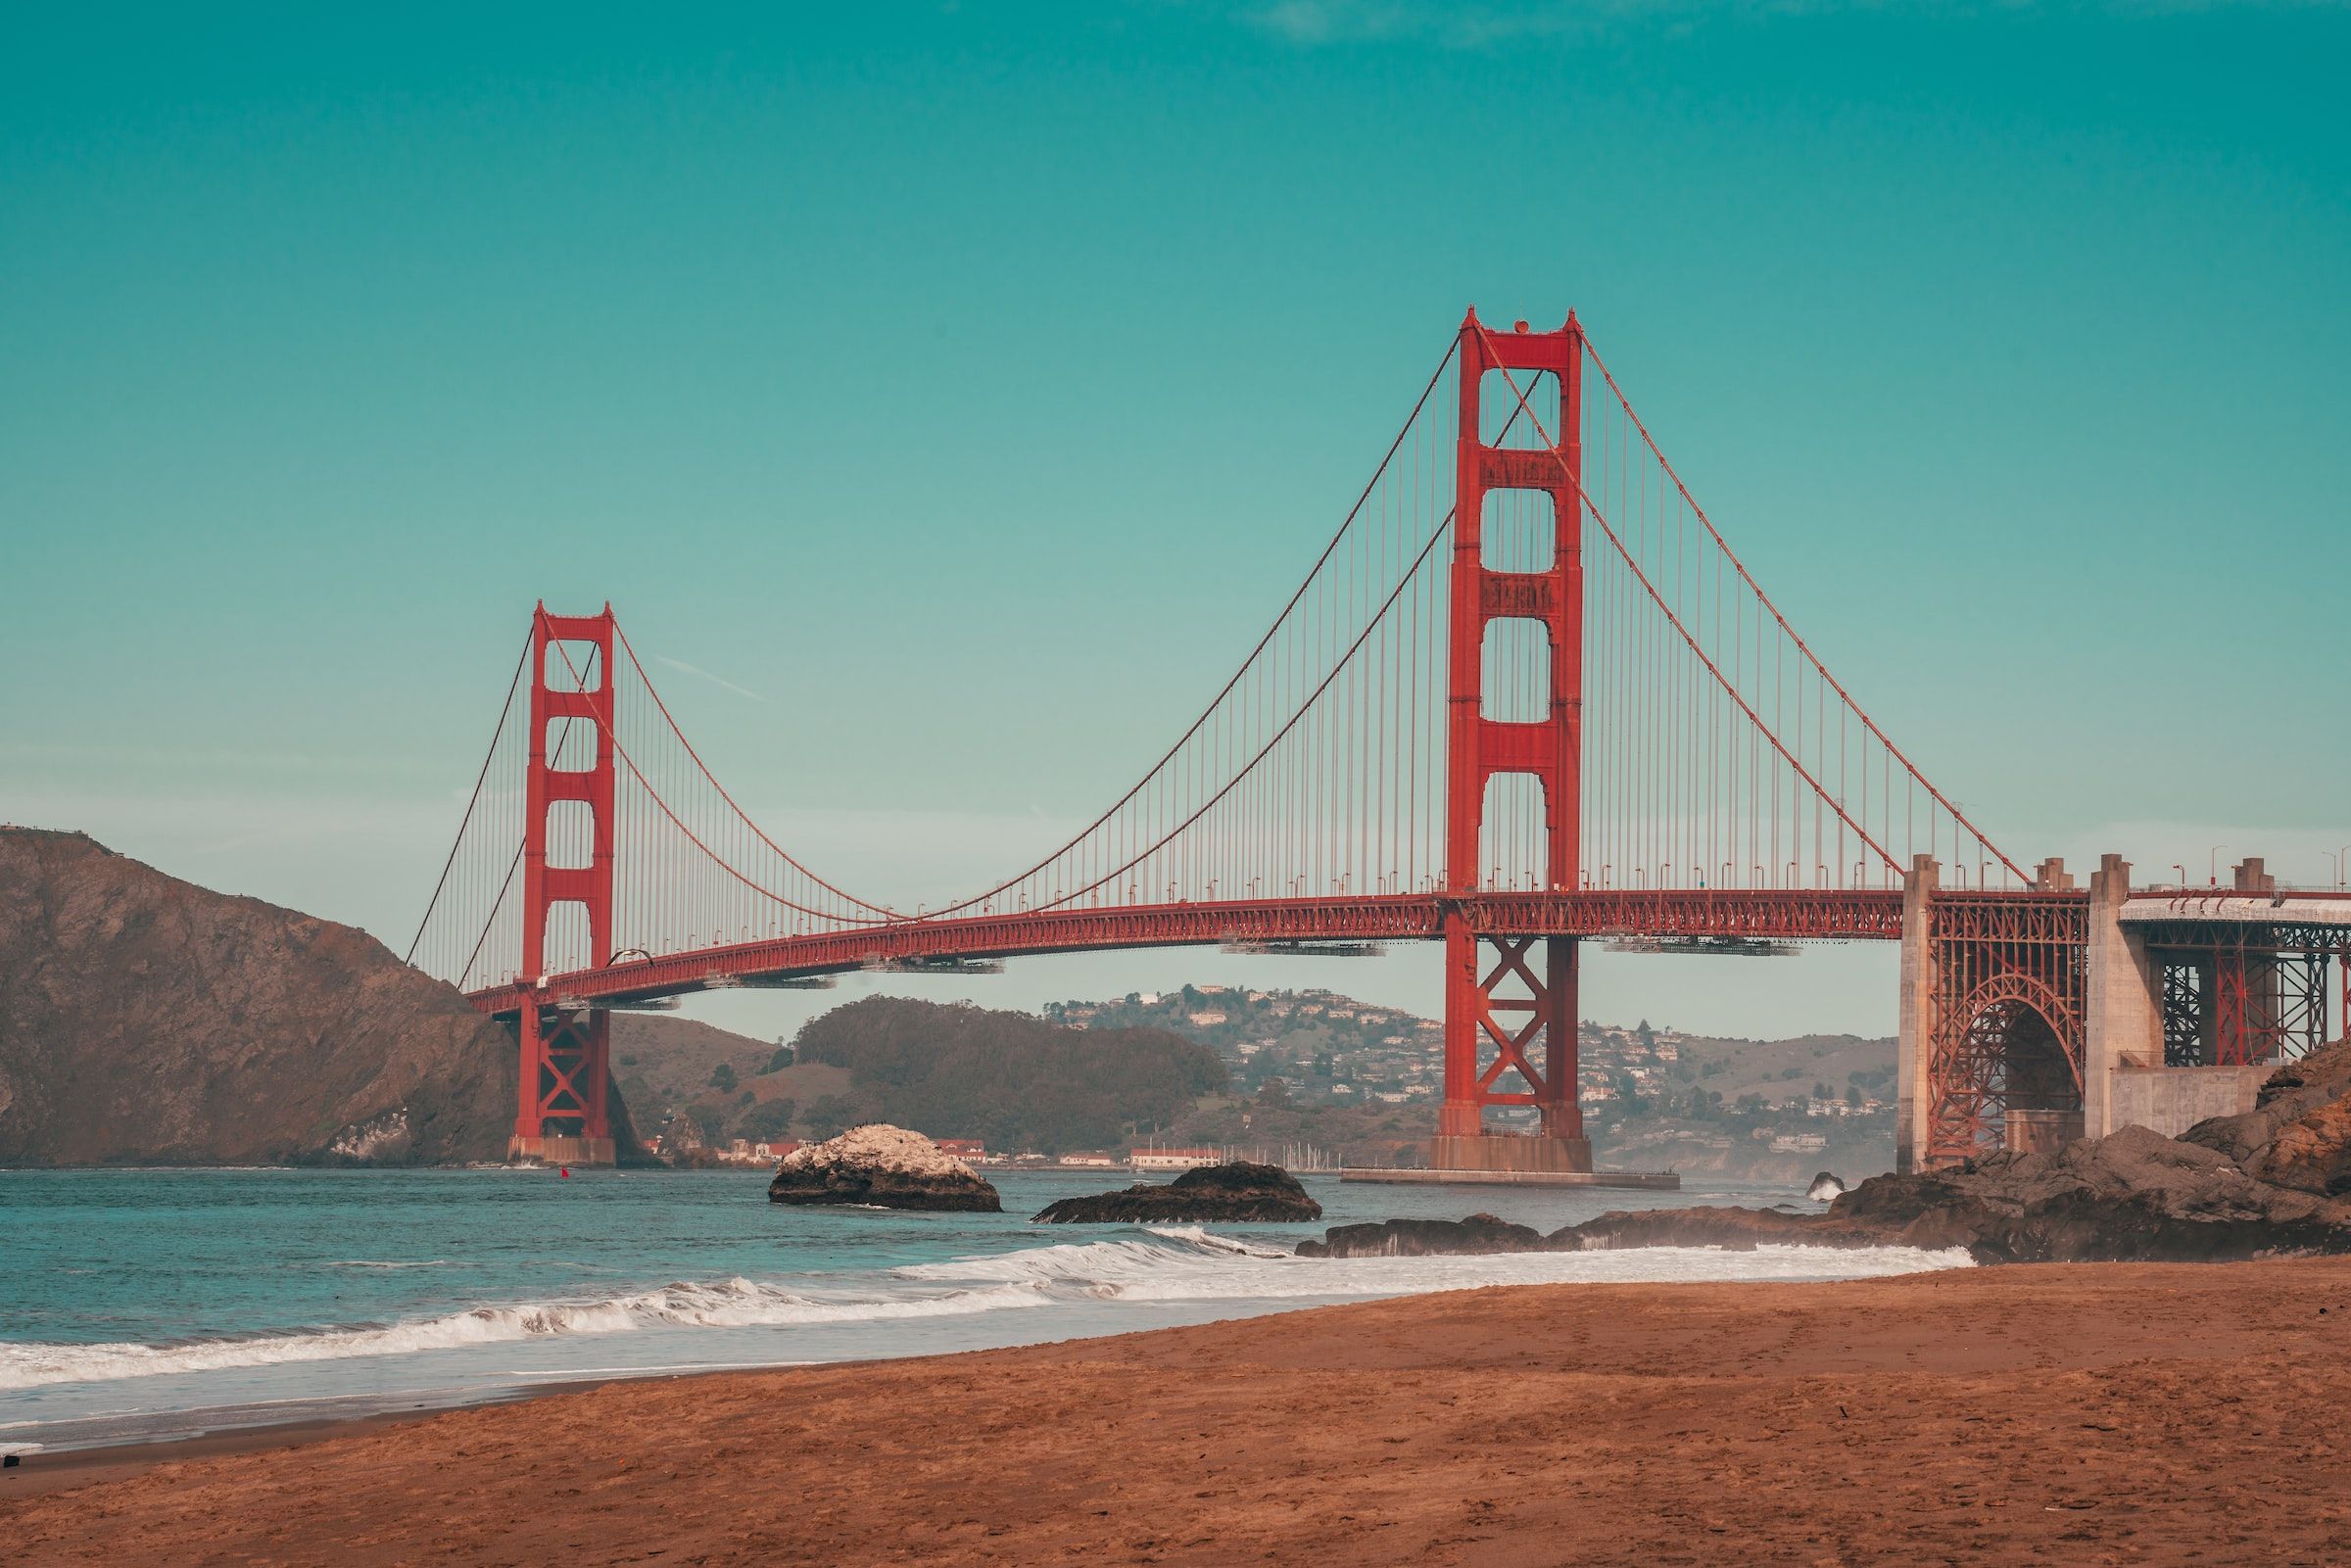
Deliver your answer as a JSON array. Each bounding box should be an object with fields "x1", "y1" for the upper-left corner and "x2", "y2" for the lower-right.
[{"x1": 464, "y1": 887, "x2": 1917, "y2": 1016}]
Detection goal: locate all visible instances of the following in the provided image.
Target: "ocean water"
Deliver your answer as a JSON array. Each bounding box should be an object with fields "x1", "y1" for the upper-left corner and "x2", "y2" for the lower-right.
[{"x1": 0, "y1": 1167, "x2": 1966, "y2": 1451}]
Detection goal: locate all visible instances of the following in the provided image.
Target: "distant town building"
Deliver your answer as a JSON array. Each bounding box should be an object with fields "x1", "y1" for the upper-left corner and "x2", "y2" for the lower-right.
[{"x1": 1130, "y1": 1147, "x2": 1219, "y2": 1171}]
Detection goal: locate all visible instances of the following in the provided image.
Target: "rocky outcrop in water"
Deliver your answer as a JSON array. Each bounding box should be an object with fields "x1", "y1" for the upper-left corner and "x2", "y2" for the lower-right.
[
  {"x1": 1032, "y1": 1161, "x2": 1321, "y2": 1223},
  {"x1": 1296, "y1": 1212, "x2": 1544, "y2": 1258},
  {"x1": 767, "y1": 1124, "x2": 1002, "y2": 1212},
  {"x1": 1805, "y1": 1170, "x2": 1847, "y2": 1202},
  {"x1": 0, "y1": 828, "x2": 530, "y2": 1165}
]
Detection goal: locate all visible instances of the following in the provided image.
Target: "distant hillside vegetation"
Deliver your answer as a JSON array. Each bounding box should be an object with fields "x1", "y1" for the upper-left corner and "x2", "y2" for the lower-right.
[
  {"x1": 788, "y1": 997, "x2": 1225, "y2": 1154},
  {"x1": 0, "y1": 828, "x2": 522, "y2": 1165},
  {"x1": 610, "y1": 1015, "x2": 781, "y2": 1122}
]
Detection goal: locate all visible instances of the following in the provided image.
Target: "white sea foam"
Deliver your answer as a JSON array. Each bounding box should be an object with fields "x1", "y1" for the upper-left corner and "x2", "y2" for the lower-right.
[
  {"x1": 0, "y1": 1277, "x2": 1045, "y2": 1391},
  {"x1": 899, "y1": 1226, "x2": 1971, "y2": 1305},
  {"x1": 0, "y1": 1229, "x2": 1968, "y2": 1392}
]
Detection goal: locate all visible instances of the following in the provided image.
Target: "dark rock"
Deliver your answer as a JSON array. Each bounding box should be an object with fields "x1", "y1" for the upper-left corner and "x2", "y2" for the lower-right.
[
  {"x1": 2182, "y1": 1037, "x2": 2351, "y2": 1197},
  {"x1": 768, "y1": 1124, "x2": 1001, "y2": 1212},
  {"x1": 1033, "y1": 1161, "x2": 1320, "y2": 1223},
  {"x1": 1297, "y1": 1212, "x2": 1544, "y2": 1258},
  {"x1": 1550, "y1": 1205, "x2": 1884, "y2": 1253},
  {"x1": 1836, "y1": 1125, "x2": 2351, "y2": 1262},
  {"x1": 1805, "y1": 1170, "x2": 1847, "y2": 1202}
]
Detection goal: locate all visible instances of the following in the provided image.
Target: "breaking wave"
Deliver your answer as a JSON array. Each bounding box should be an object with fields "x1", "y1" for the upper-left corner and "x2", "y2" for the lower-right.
[
  {"x1": 0, "y1": 1228, "x2": 1968, "y2": 1391},
  {"x1": 898, "y1": 1225, "x2": 1972, "y2": 1304},
  {"x1": 0, "y1": 1276, "x2": 1046, "y2": 1390}
]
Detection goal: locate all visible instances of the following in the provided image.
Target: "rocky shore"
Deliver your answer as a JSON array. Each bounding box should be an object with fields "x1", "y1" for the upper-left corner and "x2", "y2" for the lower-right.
[
  {"x1": 1033, "y1": 1161, "x2": 1321, "y2": 1223},
  {"x1": 767, "y1": 1124, "x2": 1002, "y2": 1212},
  {"x1": 1304, "y1": 1038, "x2": 2351, "y2": 1263}
]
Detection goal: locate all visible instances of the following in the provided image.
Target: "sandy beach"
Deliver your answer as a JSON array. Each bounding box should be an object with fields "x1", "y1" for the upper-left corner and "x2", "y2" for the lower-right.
[{"x1": 5, "y1": 1257, "x2": 2348, "y2": 1566}]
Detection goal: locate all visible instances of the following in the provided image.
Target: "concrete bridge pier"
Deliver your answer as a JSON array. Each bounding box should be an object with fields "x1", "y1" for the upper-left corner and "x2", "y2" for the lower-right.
[
  {"x1": 2083, "y1": 854, "x2": 2163, "y2": 1139},
  {"x1": 1895, "y1": 854, "x2": 1938, "y2": 1174}
]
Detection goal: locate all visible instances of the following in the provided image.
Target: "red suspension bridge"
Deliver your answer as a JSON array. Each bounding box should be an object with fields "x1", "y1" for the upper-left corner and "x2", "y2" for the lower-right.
[{"x1": 409, "y1": 310, "x2": 2350, "y2": 1173}]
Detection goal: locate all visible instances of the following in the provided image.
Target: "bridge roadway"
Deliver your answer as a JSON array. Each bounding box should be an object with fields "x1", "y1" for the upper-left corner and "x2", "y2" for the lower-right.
[{"x1": 465, "y1": 887, "x2": 1910, "y2": 1016}]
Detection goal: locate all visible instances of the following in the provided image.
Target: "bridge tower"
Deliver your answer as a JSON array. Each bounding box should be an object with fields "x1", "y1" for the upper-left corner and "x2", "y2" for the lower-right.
[
  {"x1": 512, "y1": 603, "x2": 618, "y2": 1165},
  {"x1": 1434, "y1": 309, "x2": 1592, "y2": 1173}
]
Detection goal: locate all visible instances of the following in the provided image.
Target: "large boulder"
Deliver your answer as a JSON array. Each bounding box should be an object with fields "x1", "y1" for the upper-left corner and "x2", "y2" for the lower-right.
[
  {"x1": 1033, "y1": 1161, "x2": 1321, "y2": 1223},
  {"x1": 767, "y1": 1124, "x2": 1001, "y2": 1212},
  {"x1": 1297, "y1": 1212, "x2": 1545, "y2": 1259},
  {"x1": 1820, "y1": 1125, "x2": 2348, "y2": 1262},
  {"x1": 2181, "y1": 1037, "x2": 2351, "y2": 1196}
]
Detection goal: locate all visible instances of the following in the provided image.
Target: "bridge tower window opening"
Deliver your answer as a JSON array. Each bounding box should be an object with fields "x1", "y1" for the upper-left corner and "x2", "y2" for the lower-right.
[
  {"x1": 542, "y1": 714, "x2": 601, "y2": 772},
  {"x1": 544, "y1": 799, "x2": 595, "y2": 871},
  {"x1": 1480, "y1": 488, "x2": 1557, "y2": 573},
  {"x1": 1477, "y1": 368, "x2": 1559, "y2": 450},
  {"x1": 1479, "y1": 617, "x2": 1553, "y2": 726},
  {"x1": 542, "y1": 640, "x2": 601, "y2": 690}
]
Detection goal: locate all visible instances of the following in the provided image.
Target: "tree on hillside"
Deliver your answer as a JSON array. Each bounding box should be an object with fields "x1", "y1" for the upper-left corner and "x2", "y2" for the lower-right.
[
  {"x1": 788, "y1": 996, "x2": 1226, "y2": 1153},
  {"x1": 709, "y1": 1063, "x2": 739, "y2": 1094},
  {"x1": 802, "y1": 1094, "x2": 865, "y2": 1140},
  {"x1": 740, "y1": 1098, "x2": 797, "y2": 1142}
]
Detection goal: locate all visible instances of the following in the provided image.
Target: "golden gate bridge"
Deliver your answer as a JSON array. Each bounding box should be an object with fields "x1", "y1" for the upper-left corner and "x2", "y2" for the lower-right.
[{"x1": 408, "y1": 310, "x2": 2351, "y2": 1173}]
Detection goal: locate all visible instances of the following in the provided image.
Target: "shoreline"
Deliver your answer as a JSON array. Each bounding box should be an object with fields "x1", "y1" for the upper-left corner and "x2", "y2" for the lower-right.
[
  {"x1": 2, "y1": 1236, "x2": 1945, "y2": 1459},
  {"x1": 8, "y1": 1258, "x2": 2351, "y2": 1563}
]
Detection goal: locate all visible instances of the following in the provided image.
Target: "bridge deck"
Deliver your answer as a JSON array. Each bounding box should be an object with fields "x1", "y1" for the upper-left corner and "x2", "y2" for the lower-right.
[{"x1": 466, "y1": 887, "x2": 1909, "y2": 1015}]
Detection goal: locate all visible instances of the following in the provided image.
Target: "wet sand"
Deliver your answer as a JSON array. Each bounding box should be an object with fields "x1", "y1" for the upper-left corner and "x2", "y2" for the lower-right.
[{"x1": 8, "y1": 1256, "x2": 2351, "y2": 1565}]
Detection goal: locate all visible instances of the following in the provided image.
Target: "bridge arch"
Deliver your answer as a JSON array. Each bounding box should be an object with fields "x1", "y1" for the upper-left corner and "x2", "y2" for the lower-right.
[{"x1": 1926, "y1": 971, "x2": 2084, "y2": 1164}]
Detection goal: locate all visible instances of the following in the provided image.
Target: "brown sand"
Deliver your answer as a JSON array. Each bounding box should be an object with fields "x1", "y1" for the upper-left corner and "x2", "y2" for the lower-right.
[{"x1": 8, "y1": 1258, "x2": 2351, "y2": 1565}]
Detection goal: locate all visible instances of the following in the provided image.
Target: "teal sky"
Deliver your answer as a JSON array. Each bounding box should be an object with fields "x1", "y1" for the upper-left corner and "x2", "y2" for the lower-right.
[{"x1": 5, "y1": 3, "x2": 2346, "y2": 1038}]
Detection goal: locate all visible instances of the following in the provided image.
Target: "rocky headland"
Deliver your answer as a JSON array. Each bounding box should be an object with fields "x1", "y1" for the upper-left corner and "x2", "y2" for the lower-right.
[
  {"x1": 1303, "y1": 1038, "x2": 2351, "y2": 1264},
  {"x1": 1033, "y1": 1161, "x2": 1323, "y2": 1223},
  {"x1": 0, "y1": 828, "x2": 532, "y2": 1165},
  {"x1": 767, "y1": 1123, "x2": 1003, "y2": 1211}
]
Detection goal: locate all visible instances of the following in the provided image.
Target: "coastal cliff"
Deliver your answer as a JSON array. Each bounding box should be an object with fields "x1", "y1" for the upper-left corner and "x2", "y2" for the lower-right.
[{"x1": 0, "y1": 828, "x2": 519, "y2": 1165}]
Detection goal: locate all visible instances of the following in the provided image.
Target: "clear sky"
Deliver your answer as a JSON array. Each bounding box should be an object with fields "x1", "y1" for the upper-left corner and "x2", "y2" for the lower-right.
[{"x1": 5, "y1": 2, "x2": 2346, "y2": 1042}]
